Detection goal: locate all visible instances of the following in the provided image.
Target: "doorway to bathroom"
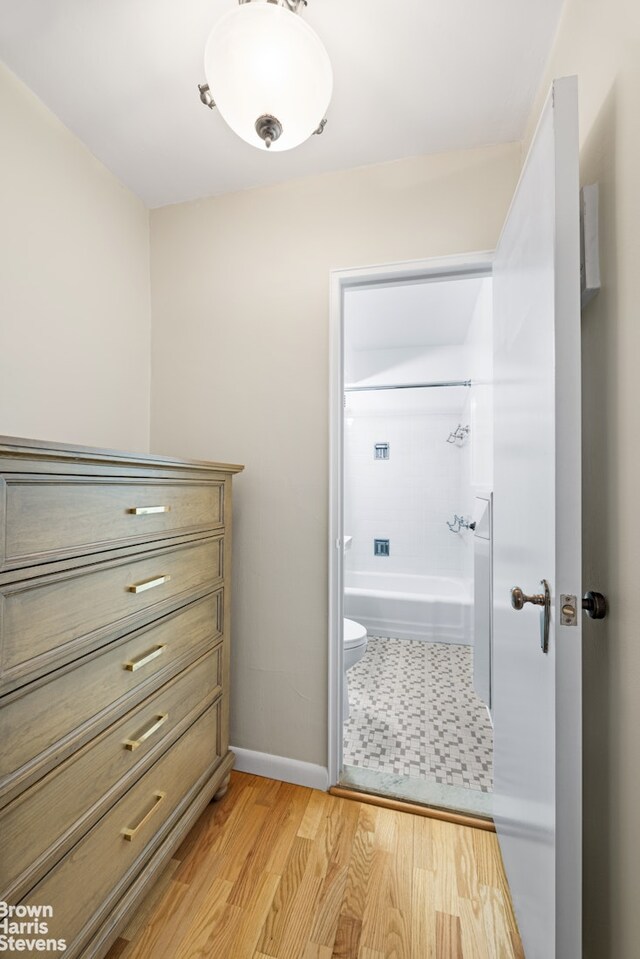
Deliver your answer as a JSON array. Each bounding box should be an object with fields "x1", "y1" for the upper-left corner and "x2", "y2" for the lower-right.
[
  {"x1": 329, "y1": 80, "x2": 584, "y2": 954},
  {"x1": 328, "y1": 253, "x2": 495, "y2": 819}
]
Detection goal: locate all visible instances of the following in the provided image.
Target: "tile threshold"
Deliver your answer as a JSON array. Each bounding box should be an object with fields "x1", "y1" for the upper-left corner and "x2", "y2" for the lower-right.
[{"x1": 340, "y1": 763, "x2": 494, "y2": 820}]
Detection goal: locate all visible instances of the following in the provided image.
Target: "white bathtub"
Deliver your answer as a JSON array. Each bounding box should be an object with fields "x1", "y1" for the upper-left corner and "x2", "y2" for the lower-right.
[{"x1": 344, "y1": 571, "x2": 473, "y2": 644}]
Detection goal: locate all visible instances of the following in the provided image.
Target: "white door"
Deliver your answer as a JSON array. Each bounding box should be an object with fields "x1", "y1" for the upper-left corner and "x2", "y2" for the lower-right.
[{"x1": 492, "y1": 77, "x2": 582, "y2": 959}]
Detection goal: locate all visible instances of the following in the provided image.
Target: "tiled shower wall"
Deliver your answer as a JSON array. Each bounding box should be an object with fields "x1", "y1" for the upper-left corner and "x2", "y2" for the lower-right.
[
  {"x1": 343, "y1": 277, "x2": 492, "y2": 584},
  {"x1": 344, "y1": 390, "x2": 474, "y2": 579}
]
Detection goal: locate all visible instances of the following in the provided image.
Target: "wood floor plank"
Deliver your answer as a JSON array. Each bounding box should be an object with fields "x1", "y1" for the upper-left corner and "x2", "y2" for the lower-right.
[
  {"x1": 473, "y1": 831, "x2": 521, "y2": 945},
  {"x1": 435, "y1": 912, "x2": 464, "y2": 959},
  {"x1": 320, "y1": 797, "x2": 351, "y2": 869},
  {"x1": 331, "y1": 915, "x2": 362, "y2": 959},
  {"x1": 127, "y1": 837, "x2": 238, "y2": 958},
  {"x1": 103, "y1": 772, "x2": 523, "y2": 959},
  {"x1": 278, "y1": 811, "x2": 337, "y2": 959},
  {"x1": 121, "y1": 879, "x2": 193, "y2": 959},
  {"x1": 480, "y1": 886, "x2": 517, "y2": 959},
  {"x1": 229, "y1": 781, "x2": 302, "y2": 908},
  {"x1": 373, "y1": 805, "x2": 399, "y2": 852},
  {"x1": 298, "y1": 790, "x2": 330, "y2": 840},
  {"x1": 432, "y1": 820, "x2": 461, "y2": 917},
  {"x1": 384, "y1": 908, "x2": 412, "y2": 959},
  {"x1": 265, "y1": 782, "x2": 315, "y2": 876},
  {"x1": 172, "y1": 878, "x2": 235, "y2": 959},
  {"x1": 170, "y1": 806, "x2": 214, "y2": 866},
  {"x1": 194, "y1": 900, "x2": 243, "y2": 959},
  {"x1": 458, "y1": 896, "x2": 490, "y2": 959},
  {"x1": 359, "y1": 846, "x2": 393, "y2": 952},
  {"x1": 472, "y1": 828, "x2": 502, "y2": 888},
  {"x1": 215, "y1": 798, "x2": 270, "y2": 884},
  {"x1": 172, "y1": 771, "x2": 246, "y2": 865},
  {"x1": 254, "y1": 775, "x2": 287, "y2": 807},
  {"x1": 307, "y1": 861, "x2": 349, "y2": 949},
  {"x1": 356, "y1": 801, "x2": 378, "y2": 834},
  {"x1": 340, "y1": 806, "x2": 377, "y2": 922},
  {"x1": 411, "y1": 868, "x2": 436, "y2": 959},
  {"x1": 496, "y1": 866, "x2": 521, "y2": 944},
  {"x1": 257, "y1": 835, "x2": 313, "y2": 956},
  {"x1": 172, "y1": 779, "x2": 257, "y2": 885},
  {"x1": 119, "y1": 857, "x2": 181, "y2": 942},
  {"x1": 302, "y1": 944, "x2": 332, "y2": 959},
  {"x1": 277, "y1": 871, "x2": 326, "y2": 958},
  {"x1": 454, "y1": 823, "x2": 480, "y2": 904},
  {"x1": 384, "y1": 810, "x2": 414, "y2": 959},
  {"x1": 510, "y1": 929, "x2": 526, "y2": 959},
  {"x1": 413, "y1": 814, "x2": 435, "y2": 871},
  {"x1": 326, "y1": 797, "x2": 360, "y2": 868},
  {"x1": 176, "y1": 781, "x2": 268, "y2": 915},
  {"x1": 225, "y1": 871, "x2": 282, "y2": 959}
]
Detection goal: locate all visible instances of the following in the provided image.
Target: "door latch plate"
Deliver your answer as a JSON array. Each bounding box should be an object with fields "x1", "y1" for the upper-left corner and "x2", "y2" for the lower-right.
[{"x1": 560, "y1": 594, "x2": 578, "y2": 626}]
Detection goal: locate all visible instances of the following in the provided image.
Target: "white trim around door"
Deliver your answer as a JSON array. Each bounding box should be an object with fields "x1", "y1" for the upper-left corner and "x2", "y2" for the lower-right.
[{"x1": 328, "y1": 251, "x2": 494, "y2": 788}]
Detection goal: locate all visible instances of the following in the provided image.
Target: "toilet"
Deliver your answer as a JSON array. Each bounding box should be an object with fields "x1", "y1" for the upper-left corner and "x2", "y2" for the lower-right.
[{"x1": 343, "y1": 618, "x2": 368, "y2": 721}]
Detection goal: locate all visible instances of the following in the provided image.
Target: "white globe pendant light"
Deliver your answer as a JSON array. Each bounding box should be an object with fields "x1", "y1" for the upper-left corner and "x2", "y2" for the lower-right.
[{"x1": 200, "y1": 0, "x2": 332, "y2": 151}]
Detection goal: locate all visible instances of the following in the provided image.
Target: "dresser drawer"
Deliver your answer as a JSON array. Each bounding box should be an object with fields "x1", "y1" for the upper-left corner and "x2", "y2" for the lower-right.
[
  {"x1": 0, "y1": 647, "x2": 222, "y2": 900},
  {"x1": 0, "y1": 590, "x2": 222, "y2": 802},
  {"x1": 1, "y1": 477, "x2": 224, "y2": 571},
  {"x1": 0, "y1": 535, "x2": 223, "y2": 691},
  {"x1": 21, "y1": 702, "x2": 221, "y2": 957}
]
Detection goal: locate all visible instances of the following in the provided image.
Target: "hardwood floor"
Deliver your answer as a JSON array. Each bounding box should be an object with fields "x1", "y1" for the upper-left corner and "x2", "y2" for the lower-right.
[{"x1": 105, "y1": 771, "x2": 524, "y2": 959}]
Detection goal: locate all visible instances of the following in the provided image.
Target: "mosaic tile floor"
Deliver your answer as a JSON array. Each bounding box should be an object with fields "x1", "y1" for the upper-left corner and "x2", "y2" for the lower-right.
[{"x1": 343, "y1": 637, "x2": 494, "y2": 792}]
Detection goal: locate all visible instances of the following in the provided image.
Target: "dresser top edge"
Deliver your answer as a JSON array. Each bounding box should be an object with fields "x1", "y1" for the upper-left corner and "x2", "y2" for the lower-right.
[{"x1": 0, "y1": 435, "x2": 244, "y2": 475}]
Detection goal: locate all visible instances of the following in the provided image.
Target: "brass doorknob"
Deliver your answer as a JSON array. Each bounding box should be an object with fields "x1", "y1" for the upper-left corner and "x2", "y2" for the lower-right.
[
  {"x1": 511, "y1": 581, "x2": 551, "y2": 653},
  {"x1": 511, "y1": 586, "x2": 547, "y2": 610}
]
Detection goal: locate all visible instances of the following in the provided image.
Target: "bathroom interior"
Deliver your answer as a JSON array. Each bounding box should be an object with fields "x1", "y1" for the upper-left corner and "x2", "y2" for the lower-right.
[{"x1": 340, "y1": 272, "x2": 495, "y2": 817}]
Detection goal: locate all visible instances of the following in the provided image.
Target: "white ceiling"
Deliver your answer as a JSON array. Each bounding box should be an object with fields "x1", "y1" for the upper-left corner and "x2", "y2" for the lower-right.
[
  {"x1": 0, "y1": 0, "x2": 564, "y2": 208},
  {"x1": 345, "y1": 277, "x2": 486, "y2": 352}
]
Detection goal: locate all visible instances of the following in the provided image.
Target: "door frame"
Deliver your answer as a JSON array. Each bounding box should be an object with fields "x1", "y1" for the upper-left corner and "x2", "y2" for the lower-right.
[{"x1": 328, "y1": 250, "x2": 495, "y2": 787}]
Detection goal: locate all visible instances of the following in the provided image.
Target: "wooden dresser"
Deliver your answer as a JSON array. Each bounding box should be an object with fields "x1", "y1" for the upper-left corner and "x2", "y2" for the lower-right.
[{"x1": 0, "y1": 436, "x2": 243, "y2": 957}]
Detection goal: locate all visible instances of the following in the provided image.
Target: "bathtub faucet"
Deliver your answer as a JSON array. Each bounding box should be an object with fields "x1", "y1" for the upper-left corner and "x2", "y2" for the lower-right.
[{"x1": 446, "y1": 514, "x2": 476, "y2": 532}]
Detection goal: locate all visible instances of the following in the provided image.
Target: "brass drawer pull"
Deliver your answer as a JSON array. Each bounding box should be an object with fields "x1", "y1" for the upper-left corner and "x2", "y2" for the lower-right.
[
  {"x1": 127, "y1": 575, "x2": 171, "y2": 594},
  {"x1": 123, "y1": 713, "x2": 169, "y2": 751},
  {"x1": 123, "y1": 644, "x2": 167, "y2": 672},
  {"x1": 127, "y1": 506, "x2": 171, "y2": 515},
  {"x1": 122, "y1": 791, "x2": 166, "y2": 842}
]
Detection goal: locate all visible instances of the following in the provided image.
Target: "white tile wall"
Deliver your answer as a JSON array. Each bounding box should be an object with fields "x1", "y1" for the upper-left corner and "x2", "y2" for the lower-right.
[
  {"x1": 345, "y1": 395, "x2": 474, "y2": 578},
  {"x1": 344, "y1": 276, "x2": 492, "y2": 584}
]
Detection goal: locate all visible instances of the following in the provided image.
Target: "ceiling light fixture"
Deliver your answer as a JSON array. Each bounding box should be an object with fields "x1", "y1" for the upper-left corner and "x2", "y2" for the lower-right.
[{"x1": 198, "y1": 0, "x2": 333, "y2": 151}]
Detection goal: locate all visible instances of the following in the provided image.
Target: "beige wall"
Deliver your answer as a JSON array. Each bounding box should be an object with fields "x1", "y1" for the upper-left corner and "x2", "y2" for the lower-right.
[
  {"x1": 527, "y1": 2, "x2": 640, "y2": 956},
  {"x1": 149, "y1": 145, "x2": 521, "y2": 767},
  {"x1": 0, "y1": 64, "x2": 151, "y2": 451}
]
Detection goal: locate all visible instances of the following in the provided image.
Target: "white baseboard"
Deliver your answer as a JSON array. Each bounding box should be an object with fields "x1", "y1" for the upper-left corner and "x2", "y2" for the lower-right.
[{"x1": 231, "y1": 746, "x2": 329, "y2": 791}]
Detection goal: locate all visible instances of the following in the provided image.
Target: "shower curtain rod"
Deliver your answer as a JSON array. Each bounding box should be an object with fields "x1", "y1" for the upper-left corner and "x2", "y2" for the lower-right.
[{"x1": 344, "y1": 379, "x2": 472, "y2": 393}]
